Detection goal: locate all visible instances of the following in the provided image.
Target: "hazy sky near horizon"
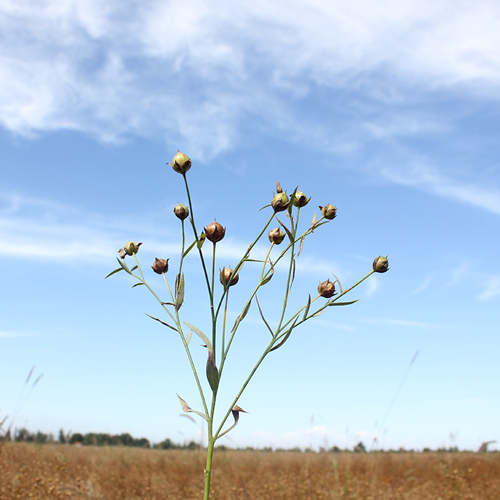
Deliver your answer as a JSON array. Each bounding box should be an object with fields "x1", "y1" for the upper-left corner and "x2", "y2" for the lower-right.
[{"x1": 1, "y1": 0, "x2": 499, "y2": 451}]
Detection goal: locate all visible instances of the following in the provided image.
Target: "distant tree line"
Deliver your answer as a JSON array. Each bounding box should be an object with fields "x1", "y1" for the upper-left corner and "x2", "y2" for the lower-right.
[
  {"x1": 9, "y1": 427, "x2": 202, "y2": 450},
  {"x1": 5, "y1": 429, "x2": 497, "y2": 453}
]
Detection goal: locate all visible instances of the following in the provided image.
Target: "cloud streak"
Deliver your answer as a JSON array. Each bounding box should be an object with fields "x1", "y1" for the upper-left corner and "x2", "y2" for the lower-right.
[{"x1": 1, "y1": 1, "x2": 500, "y2": 213}]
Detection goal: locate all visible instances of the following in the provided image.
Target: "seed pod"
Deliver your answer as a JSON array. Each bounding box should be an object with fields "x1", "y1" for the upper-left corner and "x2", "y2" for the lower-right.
[
  {"x1": 220, "y1": 266, "x2": 239, "y2": 287},
  {"x1": 319, "y1": 204, "x2": 337, "y2": 220},
  {"x1": 272, "y1": 192, "x2": 289, "y2": 212},
  {"x1": 174, "y1": 203, "x2": 189, "y2": 220},
  {"x1": 373, "y1": 256, "x2": 389, "y2": 273},
  {"x1": 170, "y1": 151, "x2": 192, "y2": 174},
  {"x1": 204, "y1": 220, "x2": 226, "y2": 243},
  {"x1": 124, "y1": 241, "x2": 142, "y2": 256},
  {"x1": 152, "y1": 258, "x2": 169, "y2": 274},
  {"x1": 268, "y1": 228, "x2": 285, "y2": 245},
  {"x1": 318, "y1": 279, "x2": 335, "y2": 298},
  {"x1": 293, "y1": 190, "x2": 310, "y2": 207}
]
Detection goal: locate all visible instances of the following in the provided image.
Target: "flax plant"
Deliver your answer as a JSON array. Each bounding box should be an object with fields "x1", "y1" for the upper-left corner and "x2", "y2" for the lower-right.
[{"x1": 106, "y1": 152, "x2": 389, "y2": 499}]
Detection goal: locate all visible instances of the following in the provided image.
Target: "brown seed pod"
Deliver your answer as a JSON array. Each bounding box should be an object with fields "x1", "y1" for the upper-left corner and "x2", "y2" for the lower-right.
[
  {"x1": 204, "y1": 220, "x2": 226, "y2": 243},
  {"x1": 318, "y1": 279, "x2": 335, "y2": 298},
  {"x1": 170, "y1": 151, "x2": 192, "y2": 174},
  {"x1": 293, "y1": 190, "x2": 310, "y2": 207},
  {"x1": 373, "y1": 256, "x2": 389, "y2": 273},
  {"x1": 152, "y1": 258, "x2": 169, "y2": 274},
  {"x1": 174, "y1": 203, "x2": 189, "y2": 220},
  {"x1": 268, "y1": 228, "x2": 285, "y2": 245},
  {"x1": 123, "y1": 241, "x2": 142, "y2": 256},
  {"x1": 271, "y1": 192, "x2": 289, "y2": 212},
  {"x1": 220, "y1": 267, "x2": 239, "y2": 287},
  {"x1": 319, "y1": 204, "x2": 337, "y2": 220}
]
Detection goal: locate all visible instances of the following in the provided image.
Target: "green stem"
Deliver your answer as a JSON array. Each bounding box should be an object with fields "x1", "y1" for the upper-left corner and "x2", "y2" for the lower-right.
[
  {"x1": 203, "y1": 436, "x2": 215, "y2": 500},
  {"x1": 182, "y1": 173, "x2": 213, "y2": 304},
  {"x1": 211, "y1": 243, "x2": 217, "y2": 360},
  {"x1": 276, "y1": 207, "x2": 300, "y2": 332},
  {"x1": 221, "y1": 291, "x2": 229, "y2": 363}
]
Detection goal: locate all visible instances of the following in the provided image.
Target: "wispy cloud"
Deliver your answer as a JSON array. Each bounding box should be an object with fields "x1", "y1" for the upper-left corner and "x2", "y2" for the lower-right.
[
  {"x1": 447, "y1": 261, "x2": 471, "y2": 287},
  {"x1": 0, "y1": 331, "x2": 33, "y2": 339},
  {"x1": 477, "y1": 275, "x2": 500, "y2": 301},
  {"x1": 0, "y1": 191, "x2": 342, "y2": 279},
  {"x1": 361, "y1": 317, "x2": 438, "y2": 329},
  {"x1": 2, "y1": 1, "x2": 500, "y2": 213},
  {"x1": 412, "y1": 275, "x2": 432, "y2": 295}
]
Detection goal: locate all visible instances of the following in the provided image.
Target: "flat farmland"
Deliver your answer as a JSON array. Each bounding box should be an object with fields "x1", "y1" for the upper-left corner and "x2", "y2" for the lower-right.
[{"x1": 1, "y1": 443, "x2": 499, "y2": 499}]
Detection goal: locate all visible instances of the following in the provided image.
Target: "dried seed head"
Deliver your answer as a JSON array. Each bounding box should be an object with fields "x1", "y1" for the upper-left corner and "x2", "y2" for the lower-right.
[
  {"x1": 272, "y1": 192, "x2": 289, "y2": 212},
  {"x1": 232, "y1": 405, "x2": 247, "y2": 413},
  {"x1": 276, "y1": 181, "x2": 283, "y2": 193},
  {"x1": 170, "y1": 151, "x2": 192, "y2": 174},
  {"x1": 220, "y1": 266, "x2": 239, "y2": 287},
  {"x1": 204, "y1": 220, "x2": 226, "y2": 243},
  {"x1": 123, "y1": 241, "x2": 142, "y2": 256},
  {"x1": 319, "y1": 204, "x2": 337, "y2": 220},
  {"x1": 293, "y1": 190, "x2": 310, "y2": 207},
  {"x1": 318, "y1": 279, "x2": 335, "y2": 298},
  {"x1": 152, "y1": 258, "x2": 169, "y2": 274},
  {"x1": 373, "y1": 256, "x2": 389, "y2": 273},
  {"x1": 174, "y1": 203, "x2": 189, "y2": 220},
  {"x1": 268, "y1": 227, "x2": 285, "y2": 245}
]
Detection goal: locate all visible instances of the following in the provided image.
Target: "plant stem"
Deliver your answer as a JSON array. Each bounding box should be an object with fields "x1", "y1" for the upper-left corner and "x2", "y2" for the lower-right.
[
  {"x1": 203, "y1": 436, "x2": 215, "y2": 500},
  {"x1": 182, "y1": 173, "x2": 213, "y2": 304}
]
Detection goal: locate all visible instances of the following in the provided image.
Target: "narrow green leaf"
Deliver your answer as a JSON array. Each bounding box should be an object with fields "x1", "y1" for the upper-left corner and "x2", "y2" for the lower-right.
[
  {"x1": 297, "y1": 235, "x2": 305, "y2": 257},
  {"x1": 184, "y1": 322, "x2": 213, "y2": 353},
  {"x1": 116, "y1": 256, "x2": 130, "y2": 273},
  {"x1": 261, "y1": 259, "x2": 274, "y2": 285},
  {"x1": 277, "y1": 218, "x2": 293, "y2": 242},
  {"x1": 182, "y1": 239, "x2": 197, "y2": 258},
  {"x1": 270, "y1": 318, "x2": 299, "y2": 352},
  {"x1": 145, "y1": 313, "x2": 177, "y2": 332},
  {"x1": 231, "y1": 299, "x2": 252, "y2": 333},
  {"x1": 310, "y1": 213, "x2": 317, "y2": 231},
  {"x1": 130, "y1": 265, "x2": 138, "y2": 272},
  {"x1": 291, "y1": 258, "x2": 296, "y2": 285},
  {"x1": 287, "y1": 186, "x2": 298, "y2": 215},
  {"x1": 256, "y1": 296, "x2": 274, "y2": 336},
  {"x1": 258, "y1": 202, "x2": 272, "y2": 211},
  {"x1": 197, "y1": 232, "x2": 206, "y2": 249},
  {"x1": 131, "y1": 282, "x2": 144, "y2": 288},
  {"x1": 206, "y1": 352, "x2": 219, "y2": 392},
  {"x1": 302, "y1": 294, "x2": 311, "y2": 321},
  {"x1": 331, "y1": 272, "x2": 344, "y2": 294},
  {"x1": 244, "y1": 258, "x2": 265, "y2": 263},
  {"x1": 328, "y1": 299, "x2": 359, "y2": 306},
  {"x1": 104, "y1": 267, "x2": 123, "y2": 279},
  {"x1": 175, "y1": 273, "x2": 185, "y2": 311}
]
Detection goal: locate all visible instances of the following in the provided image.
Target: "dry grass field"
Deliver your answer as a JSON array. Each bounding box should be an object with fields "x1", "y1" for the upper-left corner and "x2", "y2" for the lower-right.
[{"x1": 1, "y1": 442, "x2": 499, "y2": 499}]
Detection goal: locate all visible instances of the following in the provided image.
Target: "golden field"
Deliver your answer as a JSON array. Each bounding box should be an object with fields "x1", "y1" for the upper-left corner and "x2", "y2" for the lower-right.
[{"x1": 1, "y1": 443, "x2": 499, "y2": 499}]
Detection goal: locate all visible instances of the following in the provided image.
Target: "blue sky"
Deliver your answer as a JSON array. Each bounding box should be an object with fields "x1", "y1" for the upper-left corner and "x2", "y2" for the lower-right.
[{"x1": 1, "y1": 1, "x2": 499, "y2": 451}]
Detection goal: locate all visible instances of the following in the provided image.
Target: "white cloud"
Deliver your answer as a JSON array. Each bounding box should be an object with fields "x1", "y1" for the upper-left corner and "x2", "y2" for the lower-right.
[
  {"x1": 477, "y1": 275, "x2": 500, "y2": 301},
  {"x1": 2, "y1": 1, "x2": 500, "y2": 212}
]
